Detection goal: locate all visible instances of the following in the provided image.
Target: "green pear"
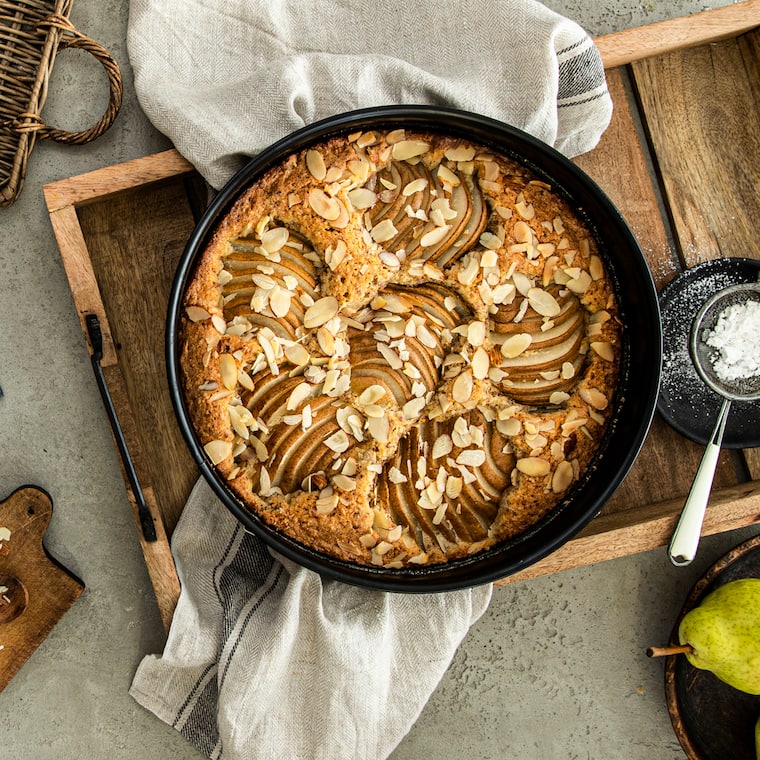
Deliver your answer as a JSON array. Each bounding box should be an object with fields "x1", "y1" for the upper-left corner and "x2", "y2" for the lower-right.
[{"x1": 678, "y1": 578, "x2": 760, "y2": 695}]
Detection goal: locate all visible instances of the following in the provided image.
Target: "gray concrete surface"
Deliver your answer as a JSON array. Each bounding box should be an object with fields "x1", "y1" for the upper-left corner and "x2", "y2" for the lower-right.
[{"x1": 0, "y1": 1, "x2": 753, "y2": 758}]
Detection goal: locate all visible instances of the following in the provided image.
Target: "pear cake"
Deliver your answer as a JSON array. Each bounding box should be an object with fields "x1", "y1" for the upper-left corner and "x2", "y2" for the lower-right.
[{"x1": 179, "y1": 127, "x2": 622, "y2": 568}]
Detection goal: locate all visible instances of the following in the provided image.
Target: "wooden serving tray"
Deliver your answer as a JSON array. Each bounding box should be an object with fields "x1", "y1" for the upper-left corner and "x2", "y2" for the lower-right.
[{"x1": 44, "y1": 2, "x2": 760, "y2": 630}]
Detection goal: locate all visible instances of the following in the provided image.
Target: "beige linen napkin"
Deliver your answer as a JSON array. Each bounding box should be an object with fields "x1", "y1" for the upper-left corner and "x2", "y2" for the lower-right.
[{"x1": 126, "y1": 2, "x2": 612, "y2": 758}]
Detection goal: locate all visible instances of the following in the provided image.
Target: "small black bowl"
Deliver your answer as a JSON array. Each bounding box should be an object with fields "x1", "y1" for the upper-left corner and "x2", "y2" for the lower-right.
[{"x1": 166, "y1": 105, "x2": 662, "y2": 592}]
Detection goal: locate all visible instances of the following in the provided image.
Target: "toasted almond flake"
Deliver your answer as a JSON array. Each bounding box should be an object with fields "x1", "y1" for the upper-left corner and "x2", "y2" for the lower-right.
[
  {"x1": 326, "y1": 239, "x2": 348, "y2": 270},
  {"x1": 580, "y1": 387, "x2": 608, "y2": 410},
  {"x1": 445, "y1": 475, "x2": 463, "y2": 499},
  {"x1": 366, "y1": 414, "x2": 390, "y2": 443},
  {"x1": 219, "y1": 354, "x2": 238, "y2": 390},
  {"x1": 304, "y1": 296, "x2": 339, "y2": 329},
  {"x1": 527, "y1": 287, "x2": 561, "y2": 317},
  {"x1": 186, "y1": 305, "x2": 211, "y2": 322},
  {"x1": 285, "y1": 343, "x2": 310, "y2": 366},
  {"x1": 347, "y1": 187, "x2": 377, "y2": 209},
  {"x1": 457, "y1": 256, "x2": 480, "y2": 286},
  {"x1": 204, "y1": 439, "x2": 232, "y2": 465},
  {"x1": 269, "y1": 287, "x2": 292, "y2": 318},
  {"x1": 432, "y1": 434, "x2": 453, "y2": 459},
  {"x1": 496, "y1": 417, "x2": 521, "y2": 436},
  {"x1": 376, "y1": 342, "x2": 403, "y2": 370},
  {"x1": 501, "y1": 332, "x2": 532, "y2": 358},
  {"x1": 566, "y1": 270, "x2": 593, "y2": 294},
  {"x1": 516, "y1": 456, "x2": 551, "y2": 476},
  {"x1": 332, "y1": 474, "x2": 357, "y2": 491},
  {"x1": 261, "y1": 226, "x2": 289, "y2": 253},
  {"x1": 590, "y1": 341, "x2": 615, "y2": 361},
  {"x1": 552, "y1": 460, "x2": 574, "y2": 493},
  {"x1": 480, "y1": 233, "x2": 501, "y2": 252},
  {"x1": 363, "y1": 404, "x2": 385, "y2": 418},
  {"x1": 325, "y1": 430, "x2": 351, "y2": 453},
  {"x1": 317, "y1": 326, "x2": 336, "y2": 356},
  {"x1": 512, "y1": 271, "x2": 532, "y2": 296},
  {"x1": 211, "y1": 314, "x2": 227, "y2": 334},
  {"x1": 456, "y1": 449, "x2": 486, "y2": 467},
  {"x1": 316, "y1": 492, "x2": 339, "y2": 514},
  {"x1": 562, "y1": 417, "x2": 589, "y2": 436},
  {"x1": 379, "y1": 251, "x2": 401, "y2": 269},
  {"x1": 306, "y1": 149, "x2": 327, "y2": 180},
  {"x1": 589, "y1": 255, "x2": 604, "y2": 280},
  {"x1": 286, "y1": 382, "x2": 311, "y2": 411},
  {"x1": 467, "y1": 321, "x2": 486, "y2": 347},
  {"x1": 388, "y1": 466, "x2": 408, "y2": 484},
  {"x1": 452, "y1": 370, "x2": 474, "y2": 403},
  {"x1": 358, "y1": 385, "x2": 386, "y2": 405},
  {"x1": 308, "y1": 188, "x2": 341, "y2": 220},
  {"x1": 392, "y1": 139, "x2": 429, "y2": 161},
  {"x1": 402, "y1": 396, "x2": 426, "y2": 419},
  {"x1": 549, "y1": 391, "x2": 571, "y2": 405},
  {"x1": 228, "y1": 405, "x2": 249, "y2": 439},
  {"x1": 444, "y1": 145, "x2": 476, "y2": 162},
  {"x1": 420, "y1": 225, "x2": 451, "y2": 248},
  {"x1": 437, "y1": 164, "x2": 460, "y2": 185},
  {"x1": 402, "y1": 177, "x2": 428, "y2": 196},
  {"x1": 370, "y1": 219, "x2": 398, "y2": 243},
  {"x1": 590, "y1": 309, "x2": 611, "y2": 325},
  {"x1": 516, "y1": 199, "x2": 535, "y2": 219},
  {"x1": 471, "y1": 347, "x2": 490, "y2": 379},
  {"x1": 415, "y1": 323, "x2": 438, "y2": 349}
]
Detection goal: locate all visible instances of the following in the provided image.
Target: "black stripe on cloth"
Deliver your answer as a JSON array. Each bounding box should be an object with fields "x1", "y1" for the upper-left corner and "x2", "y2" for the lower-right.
[
  {"x1": 178, "y1": 665, "x2": 221, "y2": 756},
  {"x1": 216, "y1": 527, "x2": 277, "y2": 643},
  {"x1": 219, "y1": 561, "x2": 286, "y2": 688},
  {"x1": 557, "y1": 41, "x2": 606, "y2": 100}
]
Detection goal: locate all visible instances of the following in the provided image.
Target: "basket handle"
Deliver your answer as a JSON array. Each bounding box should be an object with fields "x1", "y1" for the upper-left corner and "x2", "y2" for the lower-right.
[{"x1": 23, "y1": 14, "x2": 123, "y2": 145}]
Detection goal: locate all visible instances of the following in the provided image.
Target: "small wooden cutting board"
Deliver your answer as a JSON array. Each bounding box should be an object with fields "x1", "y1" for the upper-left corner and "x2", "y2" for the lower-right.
[{"x1": 0, "y1": 486, "x2": 84, "y2": 692}]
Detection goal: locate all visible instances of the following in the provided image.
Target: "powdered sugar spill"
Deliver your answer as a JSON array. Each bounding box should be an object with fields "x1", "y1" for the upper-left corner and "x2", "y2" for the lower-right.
[{"x1": 703, "y1": 299, "x2": 760, "y2": 382}]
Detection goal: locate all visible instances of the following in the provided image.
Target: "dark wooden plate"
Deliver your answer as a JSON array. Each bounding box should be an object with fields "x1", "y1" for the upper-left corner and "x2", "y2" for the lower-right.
[{"x1": 665, "y1": 533, "x2": 760, "y2": 759}]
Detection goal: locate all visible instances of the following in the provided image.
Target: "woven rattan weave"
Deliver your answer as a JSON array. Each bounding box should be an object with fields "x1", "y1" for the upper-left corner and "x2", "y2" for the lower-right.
[{"x1": 0, "y1": 0, "x2": 122, "y2": 208}]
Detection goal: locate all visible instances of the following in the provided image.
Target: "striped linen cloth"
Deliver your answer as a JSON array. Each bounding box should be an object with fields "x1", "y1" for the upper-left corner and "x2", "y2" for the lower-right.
[{"x1": 127, "y1": 2, "x2": 612, "y2": 757}]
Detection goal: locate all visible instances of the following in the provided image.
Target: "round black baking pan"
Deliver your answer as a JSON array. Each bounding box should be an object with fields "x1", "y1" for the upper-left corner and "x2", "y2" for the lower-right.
[{"x1": 166, "y1": 105, "x2": 662, "y2": 592}]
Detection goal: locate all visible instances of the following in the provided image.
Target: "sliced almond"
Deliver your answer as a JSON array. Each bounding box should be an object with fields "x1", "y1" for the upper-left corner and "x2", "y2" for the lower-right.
[
  {"x1": 347, "y1": 187, "x2": 377, "y2": 209},
  {"x1": 219, "y1": 354, "x2": 238, "y2": 390},
  {"x1": 516, "y1": 457, "x2": 551, "y2": 476},
  {"x1": 501, "y1": 333, "x2": 532, "y2": 358},
  {"x1": 308, "y1": 188, "x2": 341, "y2": 220},
  {"x1": 552, "y1": 460, "x2": 574, "y2": 493},
  {"x1": 370, "y1": 219, "x2": 399, "y2": 243},
  {"x1": 591, "y1": 341, "x2": 615, "y2": 361},
  {"x1": 305, "y1": 149, "x2": 327, "y2": 181},
  {"x1": 186, "y1": 305, "x2": 211, "y2": 322},
  {"x1": 391, "y1": 140, "x2": 430, "y2": 161},
  {"x1": 304, "y1": 296, "x2": 339, "y2": 329},
  {"x1": 204, "y1": 439, "x2": 232, "y2": 465},
  {"x1": 452, "y1": 370, "x2": 473, "y2": 403},
  {"x1": 527, "y1": 287, "x2": 561, "y2": 317},
  {"x1": 580, "y1": 387, "x2": 609, "y2": 410},
  {"x1": 471, "y1": 347, "x2": 490, "y2": 379}
]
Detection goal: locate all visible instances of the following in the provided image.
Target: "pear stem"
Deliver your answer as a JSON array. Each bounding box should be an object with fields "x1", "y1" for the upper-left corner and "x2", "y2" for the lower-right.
[{"x1": 646, "y1": 644, "x2": 694, "y2": 658}]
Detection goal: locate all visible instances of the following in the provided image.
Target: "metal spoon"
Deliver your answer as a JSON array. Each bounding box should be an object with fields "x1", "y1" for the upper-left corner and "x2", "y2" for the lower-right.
[{"x1": 668, "y1": 282, "x2": 760, "y2": 566}]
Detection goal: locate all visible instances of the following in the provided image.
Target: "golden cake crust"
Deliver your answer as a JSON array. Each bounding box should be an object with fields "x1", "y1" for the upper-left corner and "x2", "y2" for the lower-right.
[{"x1": 180, "y1": 128, "x2": 622, "y2": 568}]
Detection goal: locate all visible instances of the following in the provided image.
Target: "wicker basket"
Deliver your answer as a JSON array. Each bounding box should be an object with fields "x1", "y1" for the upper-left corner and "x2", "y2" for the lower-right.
[{"x1": 0, "y1": 0, "x2": 122, "y2": 208}]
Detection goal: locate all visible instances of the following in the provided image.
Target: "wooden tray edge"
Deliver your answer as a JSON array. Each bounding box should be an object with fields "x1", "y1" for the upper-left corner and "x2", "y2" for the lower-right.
[{"x1": 596, "y1": 0, "x2": 760, "y2": 68}]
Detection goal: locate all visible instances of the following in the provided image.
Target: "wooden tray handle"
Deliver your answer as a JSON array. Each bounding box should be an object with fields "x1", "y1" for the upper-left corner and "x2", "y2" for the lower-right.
[{"x1": 12, "y1": 14, "x2": 123, "y2": 145}]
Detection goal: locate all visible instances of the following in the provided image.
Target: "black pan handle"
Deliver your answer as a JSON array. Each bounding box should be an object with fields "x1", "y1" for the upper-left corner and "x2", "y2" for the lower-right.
[{"x1": 85, "y1": 314, "x2": 157, "y2": 542}]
